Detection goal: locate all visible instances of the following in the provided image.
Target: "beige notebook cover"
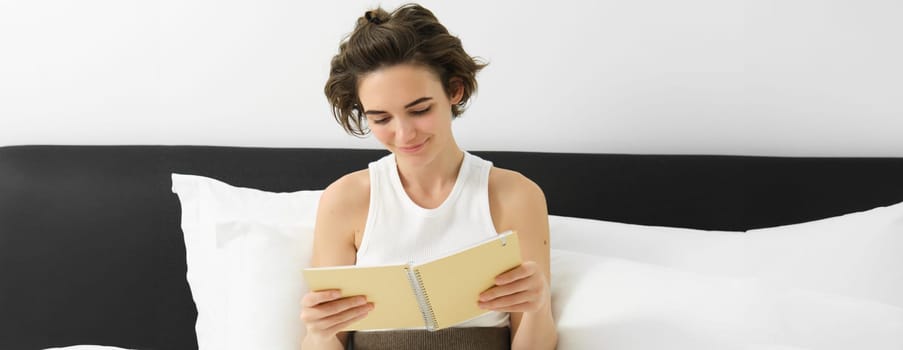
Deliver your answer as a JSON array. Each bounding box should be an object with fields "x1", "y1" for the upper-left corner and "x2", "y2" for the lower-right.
[{"x1": 303, "y1": 231, "x2": 522, "y2": 331}]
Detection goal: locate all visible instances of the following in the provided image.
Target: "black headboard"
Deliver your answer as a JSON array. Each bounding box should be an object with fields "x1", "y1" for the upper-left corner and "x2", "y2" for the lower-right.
[{"x1": 2, "y1": 145, "x2": 903, "y2": 349}]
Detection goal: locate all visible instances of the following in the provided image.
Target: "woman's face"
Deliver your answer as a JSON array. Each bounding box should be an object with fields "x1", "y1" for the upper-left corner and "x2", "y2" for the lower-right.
[{"x1": 357, "y1": 64, "x2": 462, "y2": 164}]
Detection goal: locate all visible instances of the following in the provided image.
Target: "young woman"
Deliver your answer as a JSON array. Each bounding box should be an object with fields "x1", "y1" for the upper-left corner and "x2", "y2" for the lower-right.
[{"x1": 300, "y1": 4, "x2": 557, "y2": 349}]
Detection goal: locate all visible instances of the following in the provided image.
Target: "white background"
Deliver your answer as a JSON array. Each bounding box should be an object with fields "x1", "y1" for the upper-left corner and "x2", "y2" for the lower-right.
[{"x1": 1, "y1": 0, "x2": 901, "y2": 156}]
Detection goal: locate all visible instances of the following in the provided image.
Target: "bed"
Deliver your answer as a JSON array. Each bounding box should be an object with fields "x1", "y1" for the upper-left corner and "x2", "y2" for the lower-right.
[{"x1": 1, "y1": 145, "x2": 902, "y2": 350}]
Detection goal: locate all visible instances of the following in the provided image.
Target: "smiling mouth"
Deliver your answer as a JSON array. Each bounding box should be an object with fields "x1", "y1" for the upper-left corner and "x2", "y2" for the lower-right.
[{"x1": 398, "y1": 139, "x2": 427, "y2": 153}]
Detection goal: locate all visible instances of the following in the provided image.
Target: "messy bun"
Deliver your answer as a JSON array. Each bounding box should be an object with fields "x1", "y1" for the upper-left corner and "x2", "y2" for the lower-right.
[
  {"x1": 363, "y1": 9, "x2": 389, "y2": 25},
  {"x1": 324, "y1": 3, "x2": 487, "y2": 136}
]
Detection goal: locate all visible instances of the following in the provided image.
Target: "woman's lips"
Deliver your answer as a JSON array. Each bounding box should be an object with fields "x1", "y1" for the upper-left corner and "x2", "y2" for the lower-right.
[{"x1": 398, "y1": 140, "x2": 427, "y2": 153}]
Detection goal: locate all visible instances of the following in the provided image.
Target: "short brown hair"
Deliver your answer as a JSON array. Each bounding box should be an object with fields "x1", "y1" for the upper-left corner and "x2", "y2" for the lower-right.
[{"x1": 324, "y1": 3, "x2": 487, "y2": 136}]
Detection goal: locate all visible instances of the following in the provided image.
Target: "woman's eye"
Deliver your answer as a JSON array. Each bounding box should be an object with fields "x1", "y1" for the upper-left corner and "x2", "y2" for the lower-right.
[
  {"x1": 373, "y1": 118, "x2": 390, "y2": 125},
  {"x1": 411, "y1": 107, "x2": 431, "y2": 115}
]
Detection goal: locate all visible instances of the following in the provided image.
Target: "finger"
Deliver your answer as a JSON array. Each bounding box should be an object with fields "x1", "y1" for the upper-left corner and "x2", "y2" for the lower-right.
[
  {"x1": 306, "y1": 303, "x2": 367, "y2": 333},
  {"x1": 324, "y1": 295, "x2": 369, "y2": 315},
  {"x1": 302, "y1": 289, "x2": 343, "y2": 307},
  {"x1": 304, "y1": 295, "x2": 368, "y2": 322},
  {"x1": 318, "y1": 302, "x2": 374, "y2": 331},
  {"x1": 494, "y1": 262, "x2": 535, "y2": 285},
  {"x1": 478, "y1": 290, "x2": 535, "y2": 310},
  {"x1": 301, "y1": 295, "x2": 367, "y2": 323},
  {"x1": 316, "y1": 310, "x2": 372, "y2": 338},
  {"x1": 480, "y1": 277, "x2": 530, "y2": 302},
  {"x1": 482, "y1": 300, "x2": 535, "y2": 313}
]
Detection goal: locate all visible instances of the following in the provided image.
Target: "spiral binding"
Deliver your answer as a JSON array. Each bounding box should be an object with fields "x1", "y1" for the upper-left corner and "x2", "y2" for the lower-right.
[{"x1": 406, "y1": 263, "x2": 439, "y2": 331}]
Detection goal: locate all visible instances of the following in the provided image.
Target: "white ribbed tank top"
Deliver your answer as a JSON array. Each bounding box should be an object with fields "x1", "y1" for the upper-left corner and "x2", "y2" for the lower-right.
[{"x1": 356, "y1": 151, "x2": 510, "y2": 329}]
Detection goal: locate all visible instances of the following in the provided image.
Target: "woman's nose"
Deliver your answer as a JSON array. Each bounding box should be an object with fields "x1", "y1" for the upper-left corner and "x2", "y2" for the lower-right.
[{"x1": 395, "y1": 117, "x2": 417, "y2": 143}]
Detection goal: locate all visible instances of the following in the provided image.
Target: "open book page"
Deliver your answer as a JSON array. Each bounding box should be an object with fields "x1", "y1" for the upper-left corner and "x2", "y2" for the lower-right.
[
  {"x1": 413, "y1": 231, "x2": 522, "y2": 329},
  {"x1": 302, "y1": 264, "x2": 425, "y2": 330},
  {"x1": 302, "y1": 231, "x2": 522, "y2": 331}
]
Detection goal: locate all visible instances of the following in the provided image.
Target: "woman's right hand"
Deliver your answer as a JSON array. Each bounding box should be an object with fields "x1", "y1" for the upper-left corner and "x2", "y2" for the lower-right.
[{"x1": 300, "y1": 289, "x2": 374, "y2": 341}]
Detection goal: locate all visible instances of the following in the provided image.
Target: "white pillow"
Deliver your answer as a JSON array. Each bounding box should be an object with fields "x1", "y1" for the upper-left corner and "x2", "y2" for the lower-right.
[
  {"x1": 744, "y1": 201, "x2": 903, "y2": 307},
  {"x1": 760, "y1": 286, "x2": 903, "y2": 350},
  {"x1": 216, "y1": 221, "x2": 314, "y2": 350},
  {"x1": 549, "y1": 215, "x2": 747, "y2": 277},
  {"x1": 550, "y1": 249, "x2": 778, "y2": 350},
  {"x1": 549, "y1": 201, "x2": 903, "y2": 349},
  {"x1": 550, "y1": 249, "x2": 903, "y2": 350},
  {"x1": 551, "y1": 200, "x2": 903, "y2": 307},
  {"x1": 171, "y1": 174, "x2": 321, "y2": 350}
]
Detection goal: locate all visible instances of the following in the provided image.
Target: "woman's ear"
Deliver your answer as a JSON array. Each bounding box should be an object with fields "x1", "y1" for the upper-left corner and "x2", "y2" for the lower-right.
[{"x1": 448, "y1": 77, "x2": 465, "y2": 105}]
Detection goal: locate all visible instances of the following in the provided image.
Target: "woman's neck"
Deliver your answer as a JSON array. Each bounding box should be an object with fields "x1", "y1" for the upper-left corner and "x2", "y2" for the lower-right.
[{"x1": 395, "y1": 144, "x2": 465, "y2": 200}]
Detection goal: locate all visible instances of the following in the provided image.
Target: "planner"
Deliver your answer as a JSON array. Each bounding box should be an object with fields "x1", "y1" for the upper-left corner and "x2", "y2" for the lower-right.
[{"x1": 303, "y1": 231, "x2": 522, "y2": 331}]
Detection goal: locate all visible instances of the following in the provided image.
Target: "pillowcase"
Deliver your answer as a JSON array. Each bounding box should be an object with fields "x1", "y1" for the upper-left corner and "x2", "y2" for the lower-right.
[
  {"x1": 744, "y1": 201, "x2": 903, "y2": 307},
  {"x1": 549, "y1": 215, "x2": 747, "y2": 277},
  {"x1": 549, "y1": 249, "x2": 778, "y2": 350},
  {"x1": 760, "y1": 286, "x2": 903, "y2": 350},
  {"x1": 216, "y1": 221, "x2": 314, "y2": 350},
  {"x1": 550, "y1": 199, "x2": 903, "y2": 308},
  {"x1": 549, "y1": 249, "x2": 903, "y2": 350},
  {"x1": 171, "y1": 174, "x2": 322, "y2": 350},
  {"x1": 549, "y1": 201, "x2": 903, "y2": 349}
]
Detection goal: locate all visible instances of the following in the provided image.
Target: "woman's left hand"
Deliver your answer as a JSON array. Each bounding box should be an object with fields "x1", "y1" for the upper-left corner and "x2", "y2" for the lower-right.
[{"x1": 478, "y1": 260, "x2": 550, "y2": 313}]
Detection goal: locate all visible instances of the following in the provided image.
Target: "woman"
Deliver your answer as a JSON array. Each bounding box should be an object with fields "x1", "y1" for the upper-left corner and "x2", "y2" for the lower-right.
[{"x1": 300, "y1": 4, "x2": 557, "y2": 349}]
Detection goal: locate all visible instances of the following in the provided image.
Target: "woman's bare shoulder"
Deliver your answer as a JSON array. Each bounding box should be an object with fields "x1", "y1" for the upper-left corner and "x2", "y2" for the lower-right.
[
  {"x1": 488, "y1": 167, "x2": 545, "y2": 202},
  {"x1": 318, "y1": 169, "x2": 370, "y2": 228},
  {"x1": 487, "y1": 167, "x2": 547, "y2": 231},
  {"x1": 320, "y1": 169, "x2": 370, "y2": 207},
  {"x1": 311, "y1": 169, "x2": 370, "y2": 267}
]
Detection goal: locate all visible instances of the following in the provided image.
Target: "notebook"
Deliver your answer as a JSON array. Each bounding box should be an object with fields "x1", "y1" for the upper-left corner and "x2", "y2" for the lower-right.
[{"x1": 302, "y1": 231, "x2": 522, "y2": 331}]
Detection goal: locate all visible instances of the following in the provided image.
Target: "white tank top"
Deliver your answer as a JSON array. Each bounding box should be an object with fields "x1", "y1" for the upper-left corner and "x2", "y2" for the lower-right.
[{"x1": 356, "y1": 151, "x2": 510, "y2": 329}]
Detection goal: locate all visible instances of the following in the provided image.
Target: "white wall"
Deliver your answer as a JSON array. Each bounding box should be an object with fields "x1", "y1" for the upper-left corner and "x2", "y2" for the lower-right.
[{"x1": 1, "y1": 0, "x2": 901, "y2": 156}]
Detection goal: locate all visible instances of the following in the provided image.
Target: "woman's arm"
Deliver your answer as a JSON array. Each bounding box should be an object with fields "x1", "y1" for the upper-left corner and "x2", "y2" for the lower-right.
[
  {"x1": 301, "y1": 171, "x2": 371, "y2": 350},
  {"x1": 481, "y1": 170, "x2": 558, "y2": 350}
]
